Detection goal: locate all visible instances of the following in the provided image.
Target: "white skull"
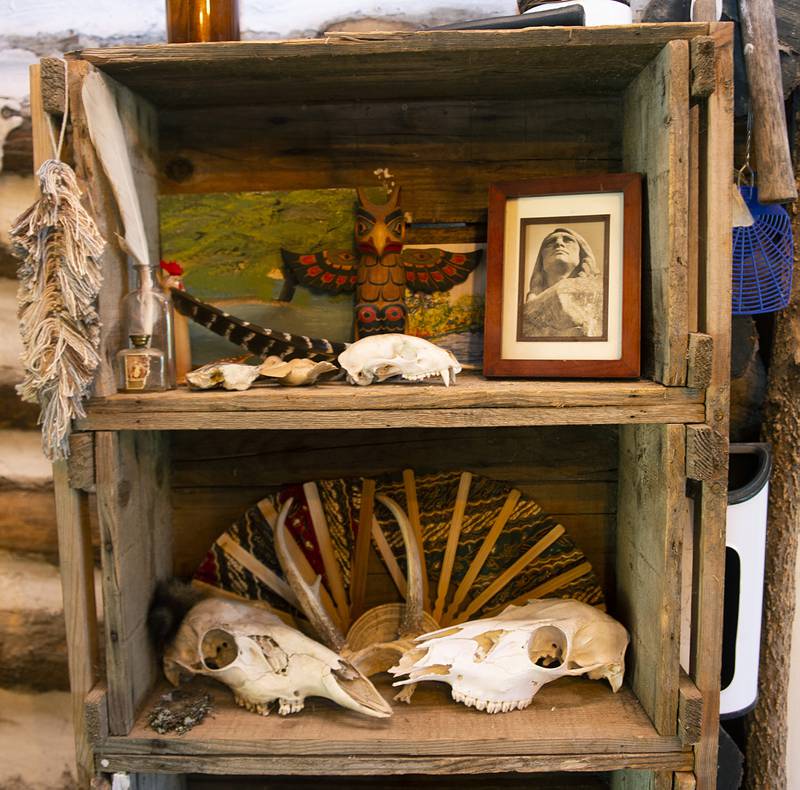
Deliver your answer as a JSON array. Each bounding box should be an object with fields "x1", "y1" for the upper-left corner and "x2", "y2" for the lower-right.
[
  {"x1": 338, "y1": 334, "x2": 462, "y2": 386},
  {"x1": 390, "y1": 598, "x2": 629, "y2": 713},
  {"x1": 164, "y1": 598, "x2": 391, "y2": 717}
]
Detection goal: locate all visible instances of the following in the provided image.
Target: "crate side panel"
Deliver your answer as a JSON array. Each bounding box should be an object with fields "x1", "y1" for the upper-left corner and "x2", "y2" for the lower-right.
[
  {"x1": 96, "y1": 431, "x2": 172, "y2": 734},
  {"x1": 616, "y1": 424, "x2": 688, "y2": 736},
  {"x1": 623, "y1": 41, "x2": 690, "y2": 386}
]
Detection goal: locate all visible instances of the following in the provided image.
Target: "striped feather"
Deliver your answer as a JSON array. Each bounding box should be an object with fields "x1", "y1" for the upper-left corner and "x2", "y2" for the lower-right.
[{"x1": 171, "y1": 288, "x2": 348, "y2": 361}]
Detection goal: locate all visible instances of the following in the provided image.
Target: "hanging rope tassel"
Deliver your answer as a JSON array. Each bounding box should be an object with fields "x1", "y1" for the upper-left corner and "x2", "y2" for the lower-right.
[{"x1": 11, "y1": 157, "x2": 106, "y2": 460}]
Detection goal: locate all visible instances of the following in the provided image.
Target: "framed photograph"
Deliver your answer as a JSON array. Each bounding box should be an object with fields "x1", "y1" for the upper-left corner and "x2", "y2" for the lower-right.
[{"x1": 483, "y1": 174, "x2": 641, "y2": 378}]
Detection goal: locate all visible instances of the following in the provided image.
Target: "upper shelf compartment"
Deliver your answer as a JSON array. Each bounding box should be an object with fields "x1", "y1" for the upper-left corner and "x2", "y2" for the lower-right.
[
  {"x1": 75, "y1": 375, "x2": 705, "y2": 430},
  {"x1": 70, "y1": 24, "x2": 712, "y2": 107}
]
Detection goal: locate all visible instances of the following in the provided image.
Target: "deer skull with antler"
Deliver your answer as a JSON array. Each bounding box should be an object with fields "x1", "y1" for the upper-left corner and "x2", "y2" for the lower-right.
[{"x1": 274, "y1": 494, "x2": 438, "y2": 702}]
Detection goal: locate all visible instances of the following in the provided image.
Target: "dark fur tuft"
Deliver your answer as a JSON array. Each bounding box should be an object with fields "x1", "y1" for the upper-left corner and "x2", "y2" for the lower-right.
[{"x1": 147, "y1": 579, "x2": 205, "y2": 653}]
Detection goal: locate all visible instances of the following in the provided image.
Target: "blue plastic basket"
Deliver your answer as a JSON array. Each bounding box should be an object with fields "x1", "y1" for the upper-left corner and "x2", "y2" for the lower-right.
[{"x1": 732, "y1": 185, "x2": 793, "y2": 315}]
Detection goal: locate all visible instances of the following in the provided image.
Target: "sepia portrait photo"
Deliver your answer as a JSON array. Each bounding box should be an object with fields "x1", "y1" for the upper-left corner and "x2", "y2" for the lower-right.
[
  {"x1": 483, "y1": 174, "x2": 641, "y2": 378},
  {"x1": 517, "y1": 217, "x2": 610, "y2": 342}
]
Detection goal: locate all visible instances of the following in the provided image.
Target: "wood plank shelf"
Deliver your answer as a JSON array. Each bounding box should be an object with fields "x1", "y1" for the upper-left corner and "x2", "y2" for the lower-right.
[
  {"x1": 75, "y1": 375, "x2": 706, "y2": 430},
  {"x1": 94, "y1": 677, "x2": 693, "y2": 776},
  {"x1": 70, "y1": 25, "x2": 711, "y2": 107}
]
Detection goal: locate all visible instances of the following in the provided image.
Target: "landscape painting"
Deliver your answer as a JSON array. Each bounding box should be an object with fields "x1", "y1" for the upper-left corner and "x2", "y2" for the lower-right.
[{"x1": 159, "y1": 189, "x2": 485, "y2": 368}]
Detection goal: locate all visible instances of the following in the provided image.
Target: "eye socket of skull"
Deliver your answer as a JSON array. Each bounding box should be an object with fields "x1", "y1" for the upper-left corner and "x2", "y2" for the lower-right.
[
  {"x1": 201, "y1": 628, "x2": 239, "y2": 671},
  {"x1": 528, "y1": 625, "x2": 568, "y2": 669}
]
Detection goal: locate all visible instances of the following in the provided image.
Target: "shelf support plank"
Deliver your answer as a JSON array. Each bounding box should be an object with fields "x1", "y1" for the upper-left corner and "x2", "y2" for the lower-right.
[
  {"x1": 96, "y1": 431, "x2": 172, "y2": 734},
  {"x1": 623, "y1": 40, "x2": 690, "y2": 386},
  {"x1": 617, "y1": 424, "x2": 688, "y2": 738},
  {"x1": 690, "y1": 21, "x2": 734, "y2": 790}
]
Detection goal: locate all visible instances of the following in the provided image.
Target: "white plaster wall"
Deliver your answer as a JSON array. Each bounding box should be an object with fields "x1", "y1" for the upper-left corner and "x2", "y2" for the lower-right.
[{"x1": 1, "y1": 0, "x2": 516, "y2": 40}]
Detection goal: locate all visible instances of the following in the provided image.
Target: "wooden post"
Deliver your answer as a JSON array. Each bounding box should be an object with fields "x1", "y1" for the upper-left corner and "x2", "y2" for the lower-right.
[
  {"x1": 744, "y1": 89, "x2": 800, "y2": 790},
  {"x1": 53, "y1": 461, "x2": 99, "y2": 787},
  {"x1": 738, "y1": 0, "x2": 797, "y2": 203},
  {"x1": 690, "y1": 21, "x2": 734, "y2": 790}
]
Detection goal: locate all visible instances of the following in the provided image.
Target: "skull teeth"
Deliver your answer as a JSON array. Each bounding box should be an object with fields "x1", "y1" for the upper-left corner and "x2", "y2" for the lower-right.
[{"x1": 451, "y1": 690, "x2": 532, "y2": 714}]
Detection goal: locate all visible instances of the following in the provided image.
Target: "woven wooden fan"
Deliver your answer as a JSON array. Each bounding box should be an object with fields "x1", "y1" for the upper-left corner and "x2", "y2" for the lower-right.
[{"x1": 195, "y1": 470, "x2": 603, "y2": 676}]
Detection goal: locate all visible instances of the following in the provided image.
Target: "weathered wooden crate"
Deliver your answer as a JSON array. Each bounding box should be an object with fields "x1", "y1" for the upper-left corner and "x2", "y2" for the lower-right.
[{"x1": 41, "y1": 23, "x2": 732, "y2": 790}]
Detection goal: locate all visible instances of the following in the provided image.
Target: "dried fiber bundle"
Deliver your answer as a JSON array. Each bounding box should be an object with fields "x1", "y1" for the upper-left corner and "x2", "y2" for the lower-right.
[{"x1": 11, "y1": 159, "x2": 106, "y2": 459}]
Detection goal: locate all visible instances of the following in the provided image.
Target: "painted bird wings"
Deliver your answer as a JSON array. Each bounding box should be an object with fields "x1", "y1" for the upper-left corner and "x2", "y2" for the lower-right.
[
  {"x1": 170, "y1": 288, "x2": 348, "y2": 361},
  {"x1": 280, "y1": 247, "x2": 482, "y2": 295},
  {"x1": 280, "y1": 250, "x2": 360, "y2": 295},
  {"x1": 400, "y1": 248, "x2": 482, "y2": 293}
]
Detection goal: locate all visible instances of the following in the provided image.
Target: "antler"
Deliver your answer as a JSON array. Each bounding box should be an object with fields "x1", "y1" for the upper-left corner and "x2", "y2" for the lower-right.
[
  {"x1": 375, "y1": 494, "x2": 425, "y2": 639},
  {"x1": 273, "y1": 498, "x2": 347, "y2": 652}
]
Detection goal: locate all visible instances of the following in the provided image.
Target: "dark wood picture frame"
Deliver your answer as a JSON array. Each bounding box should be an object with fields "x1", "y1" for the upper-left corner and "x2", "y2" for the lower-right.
[{"x1": 483, "y1": 174, "x2": 641, "y2": 378}]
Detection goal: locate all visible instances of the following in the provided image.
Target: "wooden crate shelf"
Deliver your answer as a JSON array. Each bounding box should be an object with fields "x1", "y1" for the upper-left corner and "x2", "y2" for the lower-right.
[
  {"x1": 76, "y1": 376, "x2": 706, "y2": 430},
  {"x1": 40, "y1": 20, "x2": 733, "y2": 789},
  {"x1": 94, "y1": 677, "x2": 693, "y2": 776}
]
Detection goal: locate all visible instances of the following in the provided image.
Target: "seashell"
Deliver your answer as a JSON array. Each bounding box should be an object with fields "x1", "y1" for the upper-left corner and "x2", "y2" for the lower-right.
[
  {"x1": 185, "y1": 361, "x2": 261, "y2": 391},
  {"x1": 259, "y1": 356, "x2": 339, "y2": 386}
]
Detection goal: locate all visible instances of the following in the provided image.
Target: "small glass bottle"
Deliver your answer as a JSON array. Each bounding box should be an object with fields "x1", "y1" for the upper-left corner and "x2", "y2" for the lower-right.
[
  {"x1": 116, "y1": 335, "x2": 169, "y2": 392},
  {"x1": 166, "y1": 0, "x2": 240, "y2": 43},
  {"x1": 122, "y1": 264, "x2": 175, "y2": 387}
]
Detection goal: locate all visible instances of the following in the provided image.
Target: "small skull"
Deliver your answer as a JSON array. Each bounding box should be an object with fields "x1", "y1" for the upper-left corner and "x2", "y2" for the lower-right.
[
  {"x1": 338, "y1": 334, "x2": 462, "y2": 386},
  {"x1": 390, "y1": 598, "x2": 629, "y2": 713}
]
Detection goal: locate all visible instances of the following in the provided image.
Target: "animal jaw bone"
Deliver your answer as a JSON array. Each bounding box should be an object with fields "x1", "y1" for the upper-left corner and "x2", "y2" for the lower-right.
[
  {"x1": 337, "y1": 334, "x2": 461, "y2": 386},
  {"x1": 163, "y1": 597, "x2": 391, "y2": 718},
  {"x1": 390, "y1": 598, "x2": 628, "y2": 713}
]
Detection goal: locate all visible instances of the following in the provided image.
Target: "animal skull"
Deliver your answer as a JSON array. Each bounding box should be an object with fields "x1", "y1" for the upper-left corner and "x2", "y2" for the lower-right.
[
  {"x1": 390, "y1": 598, "x2": 628, "y2": 713},
  {"x1": 337, "y1": 334, "x2": 461, "y2": 386},
  {"x1": 274, "y1": 494, "x2": 435, "y2": 703},
  {"x1": 163, "y1": 597, "x2": 392, "y2": 718}
]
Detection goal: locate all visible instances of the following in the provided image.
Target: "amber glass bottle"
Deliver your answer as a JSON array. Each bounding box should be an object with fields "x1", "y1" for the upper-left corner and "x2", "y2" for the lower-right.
[{"x1": 166, "y1": 0, "x2": 240, "y2": 43}]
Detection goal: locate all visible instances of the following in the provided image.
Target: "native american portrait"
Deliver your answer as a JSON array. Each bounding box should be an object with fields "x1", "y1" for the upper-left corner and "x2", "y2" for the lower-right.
[{"x1": 517, "y1": 217, "x2": 609, "y2": 342}]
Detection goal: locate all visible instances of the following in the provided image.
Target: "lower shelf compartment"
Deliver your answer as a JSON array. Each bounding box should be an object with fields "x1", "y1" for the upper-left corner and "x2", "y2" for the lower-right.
[{"x1": 95, "y1": 677, "x2": 693, "y2": 776}]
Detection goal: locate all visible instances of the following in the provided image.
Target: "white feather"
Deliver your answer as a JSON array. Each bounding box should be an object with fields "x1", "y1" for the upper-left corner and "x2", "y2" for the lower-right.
[
  {"x1": 82, "y1": 70, "x2": 154, "y2": 331},
  {"x1": 82, "y1": 70, "x2": 150, "y2": 267}
]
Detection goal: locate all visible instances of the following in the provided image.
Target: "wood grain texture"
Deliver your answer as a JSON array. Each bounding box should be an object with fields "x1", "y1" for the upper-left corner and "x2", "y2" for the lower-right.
[
  {"x1": 739, "y1": 0, "x2": 797, "y2": 203},
  {"x1": 53, "y1": 460, "x2": 99, "y2": 788},
  {"x1": 686, "y1": 333, "x2": 713, "y2": 390},
  {"x1": 71, "y1": 27, "x2": 710, "y2": 107},
  {"x1": 744, "y1": 40, "x2": 800, "y2": 790},
  {"x1": 96, "y1": 432, "x2": 172, "y2": 734},
  {"x1": 685, "y1": 424, "x2": 726, "y2": 482},
  {"x1": 690, "y1": 38, "x2": 716, "y2": 99},
  {"x1": 85, "y1": 682, "x2": 110, "y2": 745},
  {"x1": 159, "y1": 97, "x2": 622, "y2": 218},
  {"x1": 623, "y1": 40, "x2": 690, "y2": 386},
  {"x1": 616, "y1": 424, "x2": 688, "y2": 736},
  {"x1": 690, "y1": 23, "x2": 733, "y2": 790},
  {"x1": 74, "y1": 377, "x2": 705, "y2": 431},
  {"x1": 678, "y1": 672, "x2": 703, "y2": 747},
  {"x1": 97, "y1": 677, "x2": 692, "y2": 772},
  {"x1": 672, "y1": 772, "x2": 696, "y2": 790},
  {"x1": 68, "y1": 432, "x2": 96, "y2": 491},
  {"x1": 41, "y1": 57, "x2": 67, "y2": 115}
]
